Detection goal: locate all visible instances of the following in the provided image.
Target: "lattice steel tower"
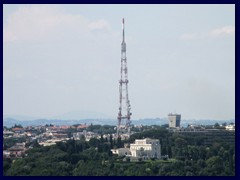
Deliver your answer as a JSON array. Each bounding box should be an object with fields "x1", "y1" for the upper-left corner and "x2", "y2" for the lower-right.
[{"x1": 117, "y1": 18, "x2": 132, "y2": 137}]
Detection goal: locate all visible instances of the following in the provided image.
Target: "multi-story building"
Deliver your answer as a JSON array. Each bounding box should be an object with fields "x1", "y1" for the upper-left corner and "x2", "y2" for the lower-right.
[
  {"x1": 130, "y1": 138, "x2": 161, "y2": 159},
  {"x1": 168, "y1": 113, "x2": 181, "y2": 128},
  {"x1": 175, "y1": 128, "x2": 235, "y2": 145}
]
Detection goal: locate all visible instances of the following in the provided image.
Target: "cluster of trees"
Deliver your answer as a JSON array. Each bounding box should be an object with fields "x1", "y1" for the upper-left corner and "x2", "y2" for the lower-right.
[
  {"x1": 87, "y1": 124, "x2": 116, "y2": 134},
  {"x1": 129, "y1": 127, "x2": 235, "y2": 176},
  {"x1": 3, "y1": 124, "x2": 23, "y2": 130},
  {"x1": 4, "y1": 126, "x2": 235, "y2": 176},
  {"x1": 3, "y1": 137, "x2": 26, "y2": 150}
]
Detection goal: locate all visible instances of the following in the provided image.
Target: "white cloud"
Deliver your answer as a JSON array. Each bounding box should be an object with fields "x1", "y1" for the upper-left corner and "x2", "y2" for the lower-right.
[
  {"x1": 3, "y1": 5, "x2": 111, "y2": 43},
  {"x1": 180, "y1": 25, "x2": 235, "y2": 41},
  {"x1": 210, "y1": 26, "x2": 235, "y2": 37}
]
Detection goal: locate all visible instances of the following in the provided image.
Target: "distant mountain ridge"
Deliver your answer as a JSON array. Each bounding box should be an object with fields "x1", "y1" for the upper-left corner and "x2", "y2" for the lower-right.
[
  {"x1": 3, "y1": 115, "x2": 39, "y2": 121},
  {"x1": 3, "y1": 118, "x2": 116, "y2": 127},
  {"x1": 51, "y1": 110, "x2": 112, "y2": 120},
  {"x1": 3, "y1": 116, "x2": 235, "y2": 128}
]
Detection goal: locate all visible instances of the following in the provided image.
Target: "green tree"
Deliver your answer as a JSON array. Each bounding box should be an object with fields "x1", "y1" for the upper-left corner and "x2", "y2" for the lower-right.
[{"x1": 205, "y1": 156, "x2": 224, "y2": 175}]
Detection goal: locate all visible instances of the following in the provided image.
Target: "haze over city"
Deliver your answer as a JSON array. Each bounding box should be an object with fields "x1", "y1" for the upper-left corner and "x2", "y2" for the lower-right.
[{"x1": 3, "y1": 4, "x2": 235, "y2": 120}]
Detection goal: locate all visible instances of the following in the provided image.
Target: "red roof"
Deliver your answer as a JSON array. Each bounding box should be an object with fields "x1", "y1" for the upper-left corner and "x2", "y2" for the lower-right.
[
  {"x1": 77, "y1": 125, "x2": 89, "y2": 129},
  {"x1": 12, "y1": 128, "x2": 23, "y2": 131},
  {"x1": 59, "y1": 126, "x2": 70, "y2": 129}
]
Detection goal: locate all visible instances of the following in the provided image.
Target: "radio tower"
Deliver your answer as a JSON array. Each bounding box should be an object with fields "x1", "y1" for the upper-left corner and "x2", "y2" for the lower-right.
[{"x1": 117, "y1": 18, "x2": 132, "y2": 137}]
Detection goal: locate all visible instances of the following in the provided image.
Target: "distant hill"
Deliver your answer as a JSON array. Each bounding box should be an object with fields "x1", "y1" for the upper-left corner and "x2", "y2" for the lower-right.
[
  {"x1": 51, "y1": 111, "x2": 112, "y2": 120},
  {"x1": 3, "y1": 116, "x2": 235, "y2": 128},
  {"x1": 3, "y1": 114, "x2": 39, "y2": 121},
  {"x1": 3, "y1": 118, "x2": 116, "y2": 127},
  {"x1": 3, "y1": 118, "x2": 20, "y2": 127},
  {"x1": 132, "y1": 118, "x2": 168, "y2": 125}
]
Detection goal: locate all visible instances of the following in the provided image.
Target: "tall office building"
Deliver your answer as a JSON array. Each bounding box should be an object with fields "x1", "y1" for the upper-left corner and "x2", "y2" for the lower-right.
[{"x1": 168, "y1": 113, "x2": 181, "y2": 128}]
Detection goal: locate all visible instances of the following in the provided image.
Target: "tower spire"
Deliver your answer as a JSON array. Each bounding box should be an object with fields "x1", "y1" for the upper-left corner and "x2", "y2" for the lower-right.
[
  {"x1": 117, "y1": 18, "x2": 132, "y2": 138},
  {"x1": 122, "y1": 18, "x2": 125, "y2": 42}
]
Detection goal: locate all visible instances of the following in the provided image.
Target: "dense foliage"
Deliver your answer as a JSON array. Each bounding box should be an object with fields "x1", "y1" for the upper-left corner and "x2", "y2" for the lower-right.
[
  {"x1": 4, "y1": 137, "x2": 26, "y2": 150},
  {"x1": 4, "y1": 126, "x2": 235, "y2": 176}
]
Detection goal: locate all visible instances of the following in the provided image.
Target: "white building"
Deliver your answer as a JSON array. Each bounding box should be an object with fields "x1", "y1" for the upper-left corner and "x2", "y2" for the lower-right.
[
  {"x1": 39, "y1": 139, "x2": 66, "y2": 146},
  {"x1": 130, "y1": 138, "x2": 161, "y2": 159},
  {"x1": 225, "y1": 124, "x2": 235, "y2": 131},
  {"x1": 111, "y1": 138, "x2": 161, "y2": 160},
  {"x1": 111, "y1": 148, "x2": 131, "y2": 156}
]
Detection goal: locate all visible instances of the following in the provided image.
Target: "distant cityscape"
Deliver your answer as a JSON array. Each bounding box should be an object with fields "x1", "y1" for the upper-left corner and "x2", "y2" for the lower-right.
[{"x1": 3, "y1": 113, "x2": 235, "y2": 158}]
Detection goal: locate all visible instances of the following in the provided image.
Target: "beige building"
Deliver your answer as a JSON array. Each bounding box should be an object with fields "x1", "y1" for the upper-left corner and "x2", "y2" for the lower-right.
[
  {"x1": 111, "y1": 138, "x2": 161, "y2": 160},
  {"x1": 130, "y1": 138, "x2": 161, "y2": 159},
  {"x1": 39, "y1": 139, "x2": 66, "y2": 146}
]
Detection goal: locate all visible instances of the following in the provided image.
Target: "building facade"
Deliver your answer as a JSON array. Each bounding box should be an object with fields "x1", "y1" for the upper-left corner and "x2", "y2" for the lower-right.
[
  {"x1": 225, "y1": 124, "x2": 235, "y2": 131},
  {"x1": 111, "y1": 148, "x2": 131, "y2": 156},
  {"x1": 111, "y1": 138, "x2": 161, "y2": 160},
  {"x1": 168, "y1": 113, "x2": 181, "y2": 128},
  {"x1": 130, "y1": 138, "x2": 161, "y2": 159}
]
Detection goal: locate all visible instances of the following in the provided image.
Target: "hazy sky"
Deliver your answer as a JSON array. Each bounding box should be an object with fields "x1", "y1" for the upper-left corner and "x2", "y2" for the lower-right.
[{"x1": 3, "y1": 4, "x2": 235, "y2": 120}]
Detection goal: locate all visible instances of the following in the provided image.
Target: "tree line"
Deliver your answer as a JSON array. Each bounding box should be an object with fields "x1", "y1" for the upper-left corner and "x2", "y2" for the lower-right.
[{"x1": 4, "y1": 126, "x2": 235, "y2": 176}]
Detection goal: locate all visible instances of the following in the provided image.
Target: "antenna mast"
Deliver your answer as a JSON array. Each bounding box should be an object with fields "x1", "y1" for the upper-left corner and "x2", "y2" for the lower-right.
[{"x1": 117, "y1": 18, "x2": 132, "y2": 138}]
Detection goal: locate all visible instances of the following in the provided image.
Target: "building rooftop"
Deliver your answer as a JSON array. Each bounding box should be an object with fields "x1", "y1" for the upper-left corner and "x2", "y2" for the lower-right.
[{"x1": 168, "y1": 113, "x2": 181, "y2": 116}]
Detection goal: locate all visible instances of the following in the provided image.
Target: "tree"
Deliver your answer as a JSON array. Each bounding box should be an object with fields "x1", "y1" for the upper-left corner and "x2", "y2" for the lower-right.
[
  {"x1": 174, "y1": 137, "x2": 187, "y2": 158},
  {"x1": 222, "y1": 122, "x2": 227, "y2": 126},
  {"x1": 214, "y1": 123, "x2": 220, "y2": 128},
  {"x1": 100, "y1": 134, "x2": 104, "y2": 143},
  {"x1": 88, "y1": 138, "x2": 100, "y2": 147},
  {"x1": 205, "y1": 156, "x2": 224, "y2": 175},
  {"x1": 116, "y1": 137, "x2": 122, "y2": 148},
  {"x1": 3, "y1": 158, "x2": 12, "y2": 175},
  {"x1": 109, "y1": 134, "x2": 113, "y2": 149},
  {"x1": 80, "y1": 135, "x2": 85, "y2": 142},
  {"x1": 12, "y1": 124, "x2": 23, "y2": 128}
]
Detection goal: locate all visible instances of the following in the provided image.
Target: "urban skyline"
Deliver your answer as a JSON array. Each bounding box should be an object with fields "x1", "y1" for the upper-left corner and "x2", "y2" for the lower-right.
[{"x1": 3, "y1": 4, "x2": 235, "y2": 120}]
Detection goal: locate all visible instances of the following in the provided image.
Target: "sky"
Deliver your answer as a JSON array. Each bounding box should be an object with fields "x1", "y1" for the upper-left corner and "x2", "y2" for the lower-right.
[{"x1": 3, "y1": 4, "x2": 235, "y2": 120}]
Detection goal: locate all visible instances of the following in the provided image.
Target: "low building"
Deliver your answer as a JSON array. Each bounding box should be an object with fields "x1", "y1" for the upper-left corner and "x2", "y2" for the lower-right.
[
  {"x1": 3, "y1": 150, "x2": 10, "y2": 158},
  {"x1": 225, "y1": 124, "x2": 235, "y2": 131},
  {"x1": 77, "y1": 124, "x2": 89, "y2": 131},
  {"x1": 39, "y1": 139, "x2": 65, "y2": 146},
  {"x1": 12, "y1": 128, "x2": 24, "y2": 133},
  {"x1": 8, "y1": 143, "x2": 26, "y2": 158},
  {"x1": 3, "y1": 130, "x2": 14, "y2": 138},
  {"x1": 52, "y1": 133, "x2": 68, "y2": 139},
  {"x1": 176, "y1": 129, "x2": 235, "y2": 145},
  {"x1": 111, "y1": 148, "x2": 131, "y2": 156},
  {"x1": 130, "y1": 138, "x2": 161, "y2": 159},
  {"x1": 73, "y1": 131, "x2": 97, "y2": 141},
  {"x1": 111, "y1": 138, "x2": 161, "y2": 160}
]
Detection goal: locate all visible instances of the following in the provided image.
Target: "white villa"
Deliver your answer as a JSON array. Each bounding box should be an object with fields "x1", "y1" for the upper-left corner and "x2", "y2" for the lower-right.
[{"x1": 111, "y1": 138, "x2": 161, "y2": 160}]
